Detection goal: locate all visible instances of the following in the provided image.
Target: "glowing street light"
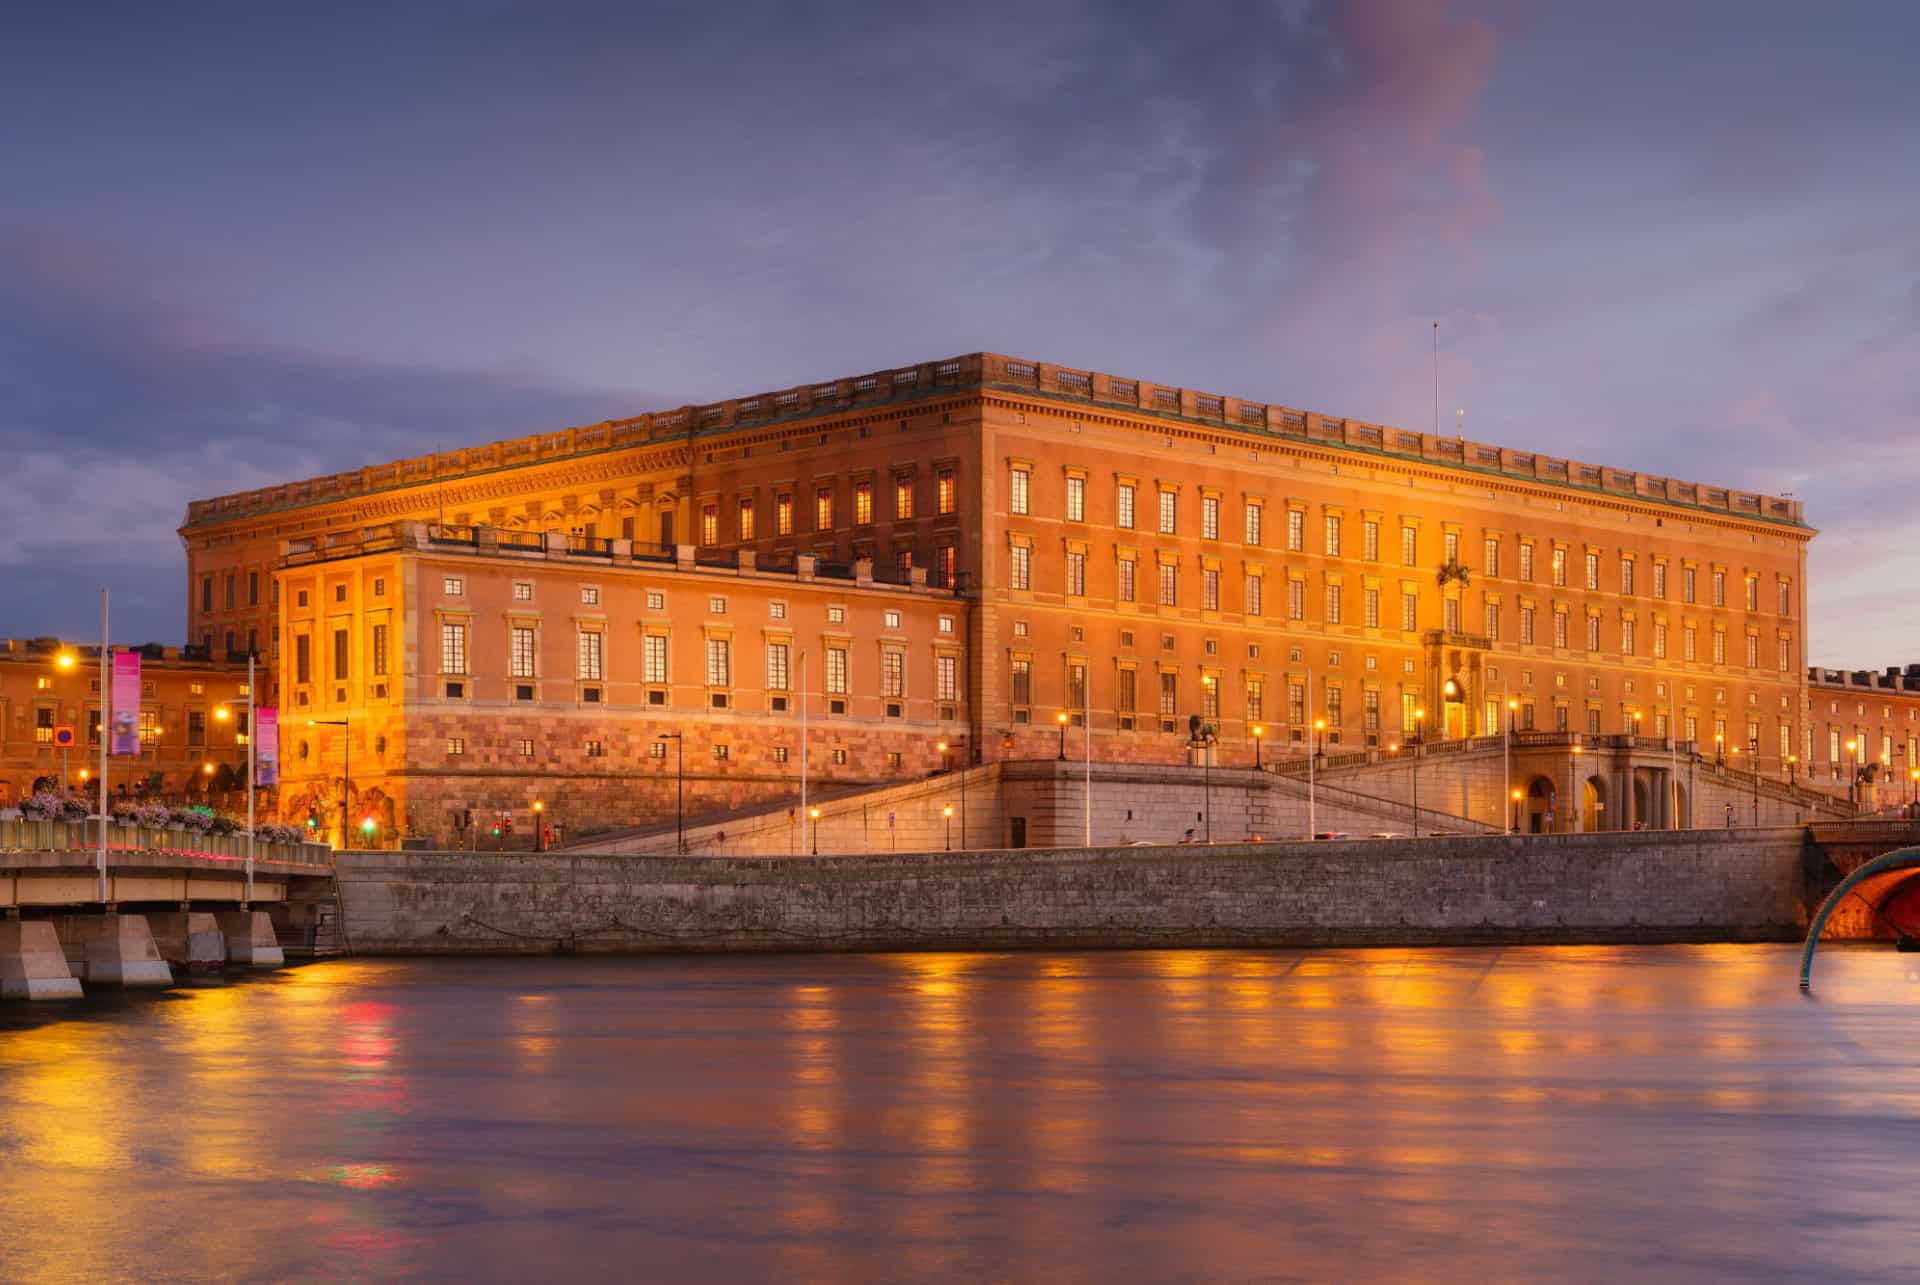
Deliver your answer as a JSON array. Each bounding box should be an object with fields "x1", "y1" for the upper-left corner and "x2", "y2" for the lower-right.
[
  {"x1": 1056, "y1": 710, "x2": 1069, "y2": 760},
  {"x1": 1252, "y1": 724, "x2": 1265, "y2": 771},
  {"x1": 533, "y1": 799, "x2": 546, "y2": 852},
  {"x1": 1511, "y1": 786, "x2": 1524, "y2": 833},
  {"x1": 809, "y1": 805, "x2": 821, "y2": 856},
  {"x1": 943, "y1": 804, "x2": 954, "y2": 851}
]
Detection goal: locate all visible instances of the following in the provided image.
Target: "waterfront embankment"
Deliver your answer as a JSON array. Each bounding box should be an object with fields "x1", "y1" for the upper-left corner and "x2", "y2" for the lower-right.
[{"x1": 329, "y1": 824, "x2": 1917, "y2": 955}]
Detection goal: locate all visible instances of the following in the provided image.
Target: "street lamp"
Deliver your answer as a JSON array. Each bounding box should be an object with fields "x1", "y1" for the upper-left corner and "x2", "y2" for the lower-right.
[
  {"x1": 533, "y1": 799, "x2": 546, "y2": 853},
  {"x1": 656, "y1": 733, "x2": 684, "y2": 854},
  {"x1": 938, "y1": 736, "x2": 968, "y2": 848},
  {"x1": 1747, "y1": 739, "x2": 1760, "y2": 827},
  {"x1": 1412, "y1": 708, "x2": 1426, "y2": 837},
  {"x1": 1504, "y1": 697, "x2": 1518, "y2": 833},
  {"x1": 1787, "y1": 753, "x2": 1799, "y2": 787},
  {"x1": 1308, "y1": 717, "x2": 1326, "y2": 839},
  {"x1": 809, "y1": 805, "x2": 821, "y2": 855},
  {"x1": 1845, "y1": 738, "x2": 1859, "y2": 806},
  {"x1": 305, "y1": 718, "x2": 349, "y2": 848},
  {"x1": 1714, "y1": 732, "x2": 1725, "y2": 768},
  {"x1": 1570, "y1": 742, "x2": 1584, "y2": 833},
  {"x1": 1057, "y1": 710, "x2": 1069, "y2": 761},
  {"x1": 1909, "y1": 766, "x2": 1918, "y2": 814},
  {"x1": 1511, "y1": 786, "x2": 1523, "y2": 833},
  {"x1": 1252, "y1": 724, "x2": 1264, "y2": 771},
  {"x1": 943, "y1": 804, "x2": 953, "y2": 851}
]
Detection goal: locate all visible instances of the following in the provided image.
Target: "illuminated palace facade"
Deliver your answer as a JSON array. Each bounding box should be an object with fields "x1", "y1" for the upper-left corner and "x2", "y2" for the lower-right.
[{"x1": 180, "y1": 351, "x2": 1857, "y2": 844}]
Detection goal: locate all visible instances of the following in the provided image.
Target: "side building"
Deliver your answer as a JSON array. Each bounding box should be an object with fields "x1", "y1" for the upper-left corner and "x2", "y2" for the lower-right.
[
  {"x1": 180, "y1": 352, "x2": 1824, "y2": 843},
  {"x1": 0, "y1": 638, "x2": 253, "y2": 807}
]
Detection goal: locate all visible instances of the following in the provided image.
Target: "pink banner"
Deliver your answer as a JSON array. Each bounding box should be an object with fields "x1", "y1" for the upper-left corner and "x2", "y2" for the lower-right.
[
  {"x1": 110, "y1": 651, "x2": 140, "y2": 756},
  {"x1": 255, "y1": 707, "x2": 279, "y2": 787}
]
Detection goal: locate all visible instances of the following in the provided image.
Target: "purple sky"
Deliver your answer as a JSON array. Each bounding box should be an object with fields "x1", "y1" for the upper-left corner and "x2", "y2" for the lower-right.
[{"x1": 3, "y1": 2, "x2": 1915, "y2": 664}]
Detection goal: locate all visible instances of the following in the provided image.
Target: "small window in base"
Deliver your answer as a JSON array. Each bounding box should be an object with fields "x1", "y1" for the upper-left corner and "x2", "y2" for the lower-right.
[
  {"x1": 886, "y1": 703, "x2": 903, "y2": 719},
  {"x1": 773, "y1": 746, "x2": 789, "y2": 763},
  {"x1": 1013, "y1": 708, "x2": 1030, "y2": 724},
  {"x1": 829, "y1": 698, "x2": 847, "y2": 715},
  {"x1": 585, "y1": 740, "x2": 605, "y2": 758},
  {"x1": 939, "y1": 704, "x2": 956, "y2": 721},
  {"x1": 710, "y1": 692, "x2": 729, "y2": 709},
  {"x1": 713, "y1": 744, "x2": 730, "y2": 760},
  {"x1": 1119, "y1": 715, "x2": 1135, "y2": 731},
  {"x1": 581, "y1": 686, "x2": 602, "y2": 703},
  {"x1": 447, "y1": 738, "x2": 466, "y2": 755},
  {"x1": 832, "y1": 749, "x2": 848, "y2": 765},
  {"x1": 647, "y1": 689, "x2": 667, "y2": 706},
  {"x1": 515, "y1": 684, "x2": 535, "y2": 702},
  {"x1": 516, "y1": 739, "x2": 534, "y2": 757},
  {"x1": 649, "y1": 741, "x2": 667, "y2": 759},
  {"x1": 445, "y1": 682, "x2": 464, "y2": 699},
  {"x1": 771, "y1": 695, "x2": 789, "y2": 712},
  {"x1": 887, "y1": 752, "x2": 902, "y2": 768}
]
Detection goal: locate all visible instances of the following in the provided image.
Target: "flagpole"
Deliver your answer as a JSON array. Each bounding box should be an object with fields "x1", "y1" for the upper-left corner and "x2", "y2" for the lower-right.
[
  {"x1": 98, "y1": 588, "x2": 109, "y2": 903},
  {"x1": 246, "y1": 652, "x2": 256, "y2": 903}
]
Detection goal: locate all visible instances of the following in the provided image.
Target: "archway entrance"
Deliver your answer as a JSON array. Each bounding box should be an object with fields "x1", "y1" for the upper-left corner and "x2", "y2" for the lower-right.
[
  {"x1": 1582, "y1": 775, "x2": 1609, "y2": 832},
  {"x1": 1524, "y1": 776, "x2": 1557, "y2": 834},
  {"x1": 1674, "y1": 782, "x2": 1691, "y2": 829},
  {"x1": 1632, "y1": 776, "x2": 1651, "y2": 830}
]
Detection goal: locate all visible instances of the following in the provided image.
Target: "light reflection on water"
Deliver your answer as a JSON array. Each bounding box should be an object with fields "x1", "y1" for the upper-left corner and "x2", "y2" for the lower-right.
[{"x1": 2, "y1": 944, "x2": 1919, "y2": 1282}]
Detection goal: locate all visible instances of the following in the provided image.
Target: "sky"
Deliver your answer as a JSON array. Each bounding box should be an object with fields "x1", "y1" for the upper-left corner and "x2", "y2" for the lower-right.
[{"x1": 2, "y1": 1, "x2": 1916, "y2": 663}]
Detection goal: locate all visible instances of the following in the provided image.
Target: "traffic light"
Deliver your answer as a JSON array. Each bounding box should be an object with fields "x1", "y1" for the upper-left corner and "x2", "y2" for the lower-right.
[
  {"x1": 502, "y1": 812, "x2": 514, "y2": 837},
  {"x1": 490, "y1": 821, "x2": 502, "y2": 837},
  {"x1": 306, "y1": 812, "x2": 319, "y2": 831},
  {"x1": 360, "y1": 815, "x2": 376, "y2": 838}
]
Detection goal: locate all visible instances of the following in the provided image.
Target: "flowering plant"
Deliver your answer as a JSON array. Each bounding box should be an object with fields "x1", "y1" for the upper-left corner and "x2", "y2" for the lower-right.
[
  {"x1": 133, "y1": 802, "x2": 171, "y2": 828},
  {"x1": 21, "y1": 790, "x2": 67, "y2": 821},
  {"x1": 172, "y1": 807, "x2": 216, "y2": 834}
]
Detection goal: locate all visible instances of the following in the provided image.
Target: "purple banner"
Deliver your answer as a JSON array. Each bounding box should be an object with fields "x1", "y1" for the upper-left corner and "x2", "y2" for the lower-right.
[
  {"x1": 255, "y1": 707, "x2": 279, "y2": 787},
  {"x1": 110, "y1": 651, "x2": 141, "y2": 756}
]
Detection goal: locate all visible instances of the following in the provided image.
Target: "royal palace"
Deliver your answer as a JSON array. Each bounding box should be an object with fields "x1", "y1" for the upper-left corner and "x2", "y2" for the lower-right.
[{"x1": 11, "y1": 350, "x2": 1898, "y2": 846}]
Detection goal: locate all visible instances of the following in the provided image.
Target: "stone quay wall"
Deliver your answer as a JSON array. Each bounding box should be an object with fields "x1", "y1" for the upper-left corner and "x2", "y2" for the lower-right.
[{"x1": 335, "y1": 826, "x2": 1843, "y2": 956}]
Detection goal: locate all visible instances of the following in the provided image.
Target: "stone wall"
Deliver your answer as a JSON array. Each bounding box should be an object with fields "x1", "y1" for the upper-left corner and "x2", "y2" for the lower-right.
[{"x1": 335, "y1": 825, "x2": 1864, "y2": 956}]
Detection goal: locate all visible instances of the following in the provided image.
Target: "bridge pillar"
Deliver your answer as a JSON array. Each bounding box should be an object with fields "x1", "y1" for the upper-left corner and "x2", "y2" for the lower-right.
[
  {"x1": 0, "y1": 920, "x2": 84, "y2": 1000},
  {"x1": 147, "y1": 911, "x2": 227, "y2": 970},
  {"x1": 54, "y1": 913, "x2": 173, "y2": 986},
  {"x1": 217, "y1": 910, "x2": 285, "y2": 968}
]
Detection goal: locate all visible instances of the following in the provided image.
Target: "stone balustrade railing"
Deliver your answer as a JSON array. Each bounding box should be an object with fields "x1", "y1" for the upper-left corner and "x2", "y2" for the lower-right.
[{"x1": 0, "y1": 818, "x2": 333, "y2": 866}]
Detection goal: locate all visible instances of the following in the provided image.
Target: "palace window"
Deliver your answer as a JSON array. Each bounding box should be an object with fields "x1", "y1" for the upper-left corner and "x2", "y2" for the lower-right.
[
  {"x1": 1289, "y1": 510, "x2": 1306, "y2": 553},
  {"x1": 1363, "y1": 586, "x2": 1379, "y2": 628},
  {"x1": 937, "y1": 469, "x2": 956, "y2": 515},
  {"x1": 372, "y1": 623, "x2": 389, "y2": 678},
  {"x1": 1158, "y1": 490, "x2": 1177, "y2": 535},
  {"x1": 896, "y1": 477, "x2": 914, "y2": 521},
  {"x1": 1116, "y1": 483, "x2": 1135, "y2": 530},
  {"x1": 1118, "y1": 556, "x2": 1136, "y2": 603},
  {"x1": 702, "y1": 504, "x2": 719, "y2": 545},
  {"x1": 1011, "y1": 658, "x2": 1031, "y2": 707},
  {"x1": 1158, "y1": 563, "x2": 1177, "y2": 607},
  {"x1": 1289, "y1": 579, "x2": 1305, "y2": 620},
  {"x1": 854, "y1": 480, "x2": 873, "y2": 526},
  {"x1": 1065, "y1": 476, "x2": 1084, "y2": 522},
  {"x1": 1519, "y1": 542, "x2": 1534, "y2": 582},
  {"x1": 826, "y1": 646, "x2": 848, "y2": 696},
  {"x1": 1201, "y1": 495, "x2": 1219, "y2": 540},
  {"x1": 510, "y1": 626, "x2": 536, "y2": 679},
  {"x1": 882, "y1": 650, "x2": 905, "y2": 699},
  {"x1": 1247, "y1": 573, "x2": 1264, "y2": 617},
  {"x1": 738, "y1": 498, "x2": 755, "y2": 541},
  {"x1": 776, "y1": 493, "x2": 793, "y2": 536},
  {"x1": 1403, "y1": 592, "x2": 1419, "y2": 633},
  {"x1": 1683, "y1": 566, "x2": 1697, "y2": 603},
  {"x1": 1010, "y1": 546, "x2": 1031, "y2": 590},
  {"x1": 1325, "y1": 582, "x2": 1342, "y2": 625},
  {"x1": 643, "y1": 634, "x2": 668, "y2": 685},
  {"x1": 1324, "y1": 515, "x2": 1342, "y2": 557},
  {"x1": 1202, "y1": 567, "x2": 1219, "y2": 610},
  {"x1": 1245, "y1": 502, "x2": 1263, "y2": 546},
  {"x1": 706, "y1": 638, "x2": 731, "y2": 688},
  {"x1": 1362, "y1": 520, "x2": 1379, "y2": 561},
  {"x1": 1159, "y1": 671, "x2": 1178, "y2": 717},
  {"x1": 1551, "y1": 548, "x2": 1567, "y2": 587},
  {"x1": 816, "y1": 487, "x2": 834, "y2": 531},
  {"x1": 1712, "y1": 570, "x2": 1726, "y2": 607},
  {"x1": 937, "y1": 655, "x2": 958, "y2": 702},
  {"x1": 578, "y1": 629, "x2": 604, "y2": 681},
  {"x1": 440, "y1": 623, "x2": 467, "y2": 675},
  {"x1": 1066, "y1": 550, "x2": 1086, "y2": 596},
  {"x1": 767, "y1": 643, "x2": 790, "y2": 691},
  {"x1": 1402, "y1": 526, "x2": 1418, "y2": 566},
  {"x1": 1520, "y1": 606, "x2": 1535, "y2": 644},
  {"x1": 1484, "y1": 538, "x2": 1499, "y2": 577},
  {"x1": 1010, "y1": 466, "x2": 1030, "y2": 515}
]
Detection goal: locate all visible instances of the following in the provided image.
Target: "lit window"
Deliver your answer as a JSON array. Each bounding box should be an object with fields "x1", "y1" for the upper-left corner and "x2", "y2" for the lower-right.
[
  {"x1": 828, "y1": 606, "x2": 845, "y2": 624},
  {"x1": 1116, "y1": 483, "x2": 1135, "y2": 529},
  {"x1": 706, "y1": 638, "x2": 731, "y2": 687},
  {"x1": 1324, "y1": 515, "x2": 1341, "y2": 557},
  {"x1": 517, "y1": 739, "x2": 534, "y2": 757},
  {"x1": 937, "y1": 470, "x2": 956, "y2": 515},
  {"x1": 1159, "y1": 490, "x2": 1177, "y2": 535},
  {"x1": 441, "y1": 623, "x2": 468, "y2": 675},
  {"x1": 577, "y1": 629, "x2": 604, "y2": 681},
  {"x1": 709, "y1": 596, "x2": 726, "y2": 615},
  {"x1": 896, "y1": 477, "x2": 913, "y2": 520},
  {"x1": 883, "y1": 609, "x2": 902, "y2": 629},
  {"x1": 1010, "y1": 467, "x2": 1030, "y2": 515},
  {"x1": 647, "y1": 590, "x2": 665, "y2": 611},
  {"x1": 1246, "y1": 503, "x2": 1263, "y2": 546},
  {"x1": 447, "y1": 737, "x2": 465, "y2": 755},
  {"x1": 443, "y1": 576, "x2": 464, "y2": 596},
  {"x1": 513, "y1": 582, "x2": 533, "y2": 601},
  {"x1": 643, "y1": 634, "x2": 668, "y2": 684},
  {"x1": 738, "y1": 498, "x2": 755, "y2": 541},
  {"x1": 776, "y1": 493, "x2": 794, "y2": 536},
  {"x1": 1065, "y1": 476, "x2": 1084, "y2": 522},
  {"x1": 938, "y1": 615, "x2": 954, "y2": 634},
  {"x1": 854, "y1": 480, "x2": 873, "y2": 525},
  {"x1": 585, "y1": 739, "x2": 605, "y2": 758},
  {"x1": 701, "y1": 504, "x2": 719, "y2": 545},
  {"x1": 581, "y1": 586, "x2": 599, "y2": 606},
  {"x1": 1011, "y1": 546, "x2": 1031, "y2": 590},
  {"x1": 1201, "y1": 495, "x2": 1219, "y2": 540},
  {"x1": 816, "y1": 487, "x2": 834, "y2": 531},
  {"x1": 769, "y1": 600, "x2": 787, "y2": 620}
]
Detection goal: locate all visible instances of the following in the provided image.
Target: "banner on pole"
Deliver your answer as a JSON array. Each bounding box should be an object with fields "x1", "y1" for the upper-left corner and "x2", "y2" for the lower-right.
[
  {"x1": 256, "y1": 707, "x2": 280, "y2": 787},
  {"x1": 110, "y1": 652, "x2": 141, "y2": 755}
]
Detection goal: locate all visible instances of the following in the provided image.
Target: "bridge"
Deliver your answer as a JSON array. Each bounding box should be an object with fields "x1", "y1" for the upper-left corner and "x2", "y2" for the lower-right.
[{"x1": 1, "y1": 819, "x2": 335, "y2": 999}]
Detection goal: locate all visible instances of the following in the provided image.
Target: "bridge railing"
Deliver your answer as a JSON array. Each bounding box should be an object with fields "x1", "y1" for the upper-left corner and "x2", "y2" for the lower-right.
[{"x1": 0, "y1": 818, "x2": 333, "y2": 866}]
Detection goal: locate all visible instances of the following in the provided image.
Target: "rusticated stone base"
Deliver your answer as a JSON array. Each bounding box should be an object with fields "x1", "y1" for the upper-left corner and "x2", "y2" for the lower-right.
[
  {"x1": 55, "y1": 914, "x2": 173, "y2": 985},
  {"x1": 217, "y1": 910, "x2": 285, "y2": 967}
]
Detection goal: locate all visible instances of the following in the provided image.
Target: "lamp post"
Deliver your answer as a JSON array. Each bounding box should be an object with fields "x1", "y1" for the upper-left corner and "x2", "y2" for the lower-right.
[
  {"x1": 1787, "y1": 753, "x2": 1799, "y2": 787},
  {"x1": 1748, "y1": 739, "x2": 1760, "y2": 827},
  {"x1": 1504, "y1": 697, "x2": 1517, "y2": 833},
  {"x1": 656, "y1": 733, "x2": 684, "y2": 854},
  {"x1": 943, "y1": 804, "x2": 953, "y2": 851},
  {"x1": 939, "y1": 736, "x2": 969, "y2": 849},
  {"x1": 1845, "y1": 737, "x2": 1858, "y2": 807},
  {"x1": 1309, "y1": 717, "x2": 1325, "y2": 839},
  {"x1": 1909, "y1": 766, "x2": 1918, "y2": 815},
  {"x1": 1570, "y1": 742, "x2": 1584, "y2": 833},
  {"x1": 809, "y1": 805, "x2": 821, "y2": 856},
  {"x1": 305, "y1": 718, "x2": 349, "y2": 849},
  {"x1": 1714, "y1": 732, "x2": 1725, "y2": 768},
  {"x1": 533, "y1": 799, "x2": 546, "y2": 853},
  {"x1": 1412, "y1": 708, "x2": 1426, "y2": 838},
  {"x1": 1252, "y1": 724, "x2": 1264, "y2": 771},
  {"x1": 1511, "y1": 786, "x2": 1523, "y2": 833},
  {"x1": 1056, "y1": 710, "x2": 1068, "y2": 761}
]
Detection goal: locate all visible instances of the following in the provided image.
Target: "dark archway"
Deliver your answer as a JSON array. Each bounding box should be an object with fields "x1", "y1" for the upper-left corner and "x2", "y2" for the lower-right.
[
  {"x1": 1582, "y1": 774, "x2": 1609, "y2": 832},
  {"x1": 1524, "y1": 776, "x2": 1556, "y2": 834}
]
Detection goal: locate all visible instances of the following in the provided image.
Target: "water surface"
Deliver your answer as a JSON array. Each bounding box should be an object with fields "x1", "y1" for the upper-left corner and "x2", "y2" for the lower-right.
[{"x1": 3, "y1": 945, "x2": 1917, "y2": 1282}]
